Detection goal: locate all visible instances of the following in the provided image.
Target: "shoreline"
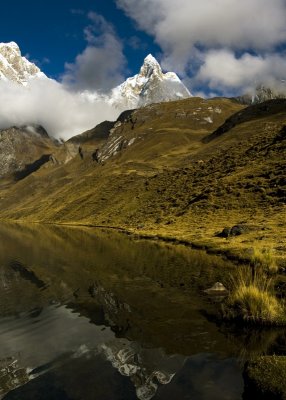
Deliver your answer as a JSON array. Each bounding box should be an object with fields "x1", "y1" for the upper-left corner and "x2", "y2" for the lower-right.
[
  {"x1": 2, "y1": 217, "x2": 286, "y2": 398},
  {"x1": 0, "y1": 217, "x2": 253, "y2": 266}
]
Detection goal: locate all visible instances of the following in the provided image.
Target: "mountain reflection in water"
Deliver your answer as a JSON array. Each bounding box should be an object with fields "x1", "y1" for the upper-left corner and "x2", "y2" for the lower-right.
[{"x1": 0, "y1": 223, "x2": 283, "y2": 399}]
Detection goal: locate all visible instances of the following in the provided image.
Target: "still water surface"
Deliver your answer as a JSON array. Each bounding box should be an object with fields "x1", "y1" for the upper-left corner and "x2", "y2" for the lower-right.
[{"x1": 0, "y1": 223, "x2": 284, "y2": 399}]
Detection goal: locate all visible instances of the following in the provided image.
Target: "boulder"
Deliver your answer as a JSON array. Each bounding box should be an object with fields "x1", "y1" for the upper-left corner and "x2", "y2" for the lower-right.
[
  {"x1": 216, "y1": 224, "x2": 250, "y2": 238},
  {"x1": 204, "y1": 282, "x2": 228, "y2": 295}
]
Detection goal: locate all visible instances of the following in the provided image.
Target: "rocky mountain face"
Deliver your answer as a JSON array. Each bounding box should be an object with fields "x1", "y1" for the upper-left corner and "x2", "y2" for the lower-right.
[
  {"x1": 109, "y1": 54, "x2": 191, "y2": 109},
  {"x1": 0, "y1": 42, "x2": 87, "y2": 177},
  {"x1": 0, "y1": 42, "x2": 46, "y2": 85},
  {"x1": 237, "y1": 85, "x2": 286, "y2": 105},
  {"x1": 0, "y1": 125, "x2": 59, "y2": 179}
]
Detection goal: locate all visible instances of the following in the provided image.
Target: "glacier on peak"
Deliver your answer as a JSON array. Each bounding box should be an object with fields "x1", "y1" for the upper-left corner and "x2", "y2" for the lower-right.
[
  {"x1": 0, "y1": 41, "x2": 19, "y2": 50},
  {"x1": 0, "y1": 42, "x2": 191, "y2": 133},
  {"x1": 108, "y1": 54, "x2": 191, "y2": 109},
  {"x1": 143, "y1": 53, "x2": 159, "y2": 64},
  {"x1": 0, "y1": 43, "x2": 191, "y2": 110},
  {"x1": 79, "y1": 54, "x2": 191, "y2": 110},
  {"x1": 0, "y1": 41, "x2": 47, "y2": 85}
]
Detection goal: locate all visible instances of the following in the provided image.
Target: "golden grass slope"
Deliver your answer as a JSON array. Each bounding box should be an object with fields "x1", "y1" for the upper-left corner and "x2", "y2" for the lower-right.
[
  {"x1": 0, "y1": 97, "x2": 285, "y2": 267},
  {"x1": 97, "y1": 97, "x2": 244, "y2": 169}
]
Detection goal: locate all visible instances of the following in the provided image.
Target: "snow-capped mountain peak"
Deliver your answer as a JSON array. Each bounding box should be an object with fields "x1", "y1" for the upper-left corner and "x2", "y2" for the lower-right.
[
  {"x1": 0, "y1": 41, "x2": 19, "y2": 51},
  {"x1": 139, "y1": 54, "x2": 162, "y2": 78},
  {"x1": 0, "y1": 41, "x2": 47, "y2": 85},
  {"x1": 0, "y1": 43, "x2": 191, "y2": 113},
  {"x1": 110, "y1": 54, "x2": 191, "y2": 109},
  {"x1": 143, "y1": 53, "x2": 159, "y2": 64}
]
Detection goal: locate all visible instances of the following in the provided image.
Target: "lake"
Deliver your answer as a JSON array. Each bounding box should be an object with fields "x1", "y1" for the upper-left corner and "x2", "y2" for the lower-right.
[{"x1": 0, "y1": 223, "x2": 284, "y2": 399}]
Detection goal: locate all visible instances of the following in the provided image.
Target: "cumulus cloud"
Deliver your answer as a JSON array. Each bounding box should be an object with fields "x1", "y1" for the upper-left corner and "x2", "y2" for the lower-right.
[
  {"x1": 196, "y1": 50, "x2": 286, "y2": 96},
  {"x1": 117, "y1": 0, "x2": 286, "y2": 57},
  {"x1": 0, "y1": 12, "x2": 129, "y2": 140},
  {"x1": 117, "y1": 0, "x2": 286, "y2": 95},
  {"x1": 0, "y1": 78, "x2": 119, "y2": 140},
  {"x1": 63, "y1": 12, "x2": 126, "y2": 93}
]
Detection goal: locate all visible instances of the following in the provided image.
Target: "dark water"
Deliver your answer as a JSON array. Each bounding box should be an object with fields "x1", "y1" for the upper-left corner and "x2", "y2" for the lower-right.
[{"x1": 0, "y1": 223, "x2": 284, "y2": 400}]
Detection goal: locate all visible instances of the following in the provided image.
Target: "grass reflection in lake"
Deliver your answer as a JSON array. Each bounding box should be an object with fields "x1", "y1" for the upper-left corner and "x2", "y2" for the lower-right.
[{"x1": 0, "y1": 222, "x2": 283, "y2": 399}]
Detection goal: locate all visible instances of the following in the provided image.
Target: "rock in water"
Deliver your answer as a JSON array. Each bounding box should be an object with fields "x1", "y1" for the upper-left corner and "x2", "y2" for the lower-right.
[{"x1": 204, "y1": 282, "x2": 228, "y2": 295}]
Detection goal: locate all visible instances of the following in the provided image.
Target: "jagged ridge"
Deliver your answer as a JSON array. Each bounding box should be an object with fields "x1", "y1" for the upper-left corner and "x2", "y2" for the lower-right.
[
  {"x1": 109, "y1": 54, "x2": 191, "y2": 109},
  {"x1": 0, "y1": 42, "x2": 46, "y2": 85}
]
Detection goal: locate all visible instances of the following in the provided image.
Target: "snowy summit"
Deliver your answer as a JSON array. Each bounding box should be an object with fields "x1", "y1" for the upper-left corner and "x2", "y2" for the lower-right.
[
  {"x1": 0, "y1": 42, "x2": 191, "y2": 112},
  {"x1": 110, "y1": 54, "x2": 191, "y2": 109},
  {"x1": 0, "y1": 41, "x2": 46, "y2": 85}
]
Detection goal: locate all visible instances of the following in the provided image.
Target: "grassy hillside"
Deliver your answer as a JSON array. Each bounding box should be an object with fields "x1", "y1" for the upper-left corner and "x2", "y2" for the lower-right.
[
  {"x1": 1, "y1": 96, "x2": 285, "y2": 395},
  {"x1": 96, "y1": 97, "x2": 243, "y2": 169},
  {"x1": 0, "y1": 97, "x2": 285, "y2": 266}
]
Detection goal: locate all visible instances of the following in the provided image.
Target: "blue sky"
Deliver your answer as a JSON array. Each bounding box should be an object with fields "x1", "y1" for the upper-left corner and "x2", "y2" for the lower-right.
[
  {"x1": 0, "y1": 0, "x2": 159, "y2": 81},
  {"x1": 0, "y1": 0, "x2": 286, "y2": 140},
  {"x1": 1, "y1": 0, "x2": 286, "y2": 97}
]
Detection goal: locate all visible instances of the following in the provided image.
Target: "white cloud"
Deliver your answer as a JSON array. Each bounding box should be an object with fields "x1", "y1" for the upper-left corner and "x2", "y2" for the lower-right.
[
  {"x1": 196, "y1": 50, "x2": 286, "y2": 95},
  {"x1": 0, "y1": 13, "x2": 127, "y2": 141},
  {"x1": 0, "y1": 79, "x2": 119, "y2": 140},
  {"x1": 117, "y1": 0, "x2": 286, "y2": 55},
  {"x1": 63, "y1": 12, "x2": 126, "y2": 92},
  {"x1": 117, "y1": 0, "x2": 286, "y2": 94}
]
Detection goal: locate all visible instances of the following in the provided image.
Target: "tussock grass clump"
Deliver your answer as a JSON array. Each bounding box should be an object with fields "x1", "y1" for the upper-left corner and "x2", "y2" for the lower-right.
[
  {"x1": 251, "y1": 245, "x2": 278, "y2": 274},
  {"x1": 230, "y1": 285, "x2": 283, "y2": 323},
  {"x1": 224, "y1": 267, "x2": 285, "y2": 325}
]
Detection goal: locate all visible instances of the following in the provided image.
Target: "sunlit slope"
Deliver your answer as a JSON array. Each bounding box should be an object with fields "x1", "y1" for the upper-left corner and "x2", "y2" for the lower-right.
[
  {"x1": 0, "y1": 98, "x2": 285, "y2": 257},
  {"x1": 0, "y1": 97, "x2": 242, "y2": 218},
  {"x1": 95, "y1": 97, "x2": 244, "y2": 170}
]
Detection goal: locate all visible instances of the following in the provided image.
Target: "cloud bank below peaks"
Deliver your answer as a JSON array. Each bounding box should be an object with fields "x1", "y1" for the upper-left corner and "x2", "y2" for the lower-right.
[
  {"x1": 117, "y1": 0, "x2": 286, "y2": 95},
  {"x1": 0, "y1": 78, "x2": 119, "y2": 141},
  {"x1": 0, "y1": 12, "x2": 127, "y2": 140}
]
